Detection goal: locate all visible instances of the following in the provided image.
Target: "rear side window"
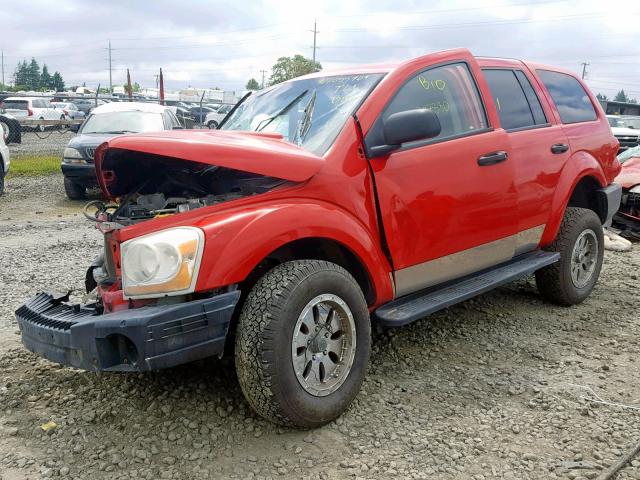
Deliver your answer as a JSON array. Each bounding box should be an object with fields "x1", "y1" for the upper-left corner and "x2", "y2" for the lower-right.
[
  {"x1": 484, "y1": 70, "x2": 531, "y2": 130},
  {"x1": 3, "y1": 100, "x2": 28, "y2": 110},
  {"x1": 383, "y1": 62, "x2": 487, "y2": 142},
  {"x1": 536, "y1": 70, "x2": 597, "y2": 124}
]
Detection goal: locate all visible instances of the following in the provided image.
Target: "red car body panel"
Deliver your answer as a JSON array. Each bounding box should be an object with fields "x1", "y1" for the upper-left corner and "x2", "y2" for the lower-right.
[
  {"x1": 616, "y1": 157, "x2": 640, "y2": 189},
  {"x1": 94, "y1": 48, "x2": 619, "y2": 309},
  {"x1": 94, "y1": 130, "x2": 325, "y2": 198}
]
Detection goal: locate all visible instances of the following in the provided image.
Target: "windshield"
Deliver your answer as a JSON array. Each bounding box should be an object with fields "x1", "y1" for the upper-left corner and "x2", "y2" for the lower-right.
[
  {"x1": 80, "y1": 111, "x2": 164, "y2": 134},
  {"x1": 608, "y1": 116, "x2": 628, "y2": 128},
  {"x1": 623, "y1": 117, "x2": 640, "y2": 129},
  {"x1": 222, "y1": 73, "x2": 383, "y2": 155}
]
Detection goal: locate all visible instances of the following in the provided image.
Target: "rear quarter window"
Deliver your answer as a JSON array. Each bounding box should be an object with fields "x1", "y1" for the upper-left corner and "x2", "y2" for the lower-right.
[{"x1": 536, "y1": 70, "x2": 597, "y2": 124}]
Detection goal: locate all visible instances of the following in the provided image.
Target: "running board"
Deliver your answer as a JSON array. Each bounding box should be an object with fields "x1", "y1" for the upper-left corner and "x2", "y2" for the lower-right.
[{"x1": 374, "y1": 251, "x2": 559, "y2": 327}]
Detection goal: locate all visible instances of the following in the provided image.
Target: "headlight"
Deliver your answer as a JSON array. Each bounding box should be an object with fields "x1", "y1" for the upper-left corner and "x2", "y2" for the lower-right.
[
  {"x1": 63, "y1": 147, "x2": 86, "y2": 164},
  {"x1": 121, "y1": 227, "x2": 204, "y2": 299}
]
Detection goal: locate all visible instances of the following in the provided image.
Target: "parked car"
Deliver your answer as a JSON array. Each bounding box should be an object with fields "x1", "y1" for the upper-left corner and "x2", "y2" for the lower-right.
[
  {"x1": 60, "y1": 102, "x2": 181, "y2": 199},
  {"x1": 16, "y1": 49, "x2": 621, "y2": 428},
  {"x1": 2, "y1": 97, "x2": 64, "y2": 132},
  {"x1": 0, "y1": 126, "x2": 10, "y2": 195},
  {"x1": 613, "y1": 146, "x2": 640, "y2": 235},
  {"x1": 204, "y1": 104, "x2": 233, "y2": 129},
  {"x1": 189, "y1": 105, "x2": 216, "y2": 124},
  {"x1": 52, "y1": 102, "x2": 86, "y2": 121},
  {"x1": 71, "y1": 98, "x2": 103, "y2": 115},
  {"x1": 607, "y1": 115, "x2": 639, "y2": 153}
]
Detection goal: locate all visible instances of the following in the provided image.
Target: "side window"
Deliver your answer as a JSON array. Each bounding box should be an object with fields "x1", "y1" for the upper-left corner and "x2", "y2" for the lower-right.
[
  {"x1": 514, "y1": 70, "x2": 546, "y2": 125},
  {"x1": 383, "y1": 62, "x2": 487, "y2": 142},
  {"x1": 483, "y1": 69, "x2": 547, "y2": 130},
  {"x1": 536, "y1": 69, "x2": 597, "y2": 124}
]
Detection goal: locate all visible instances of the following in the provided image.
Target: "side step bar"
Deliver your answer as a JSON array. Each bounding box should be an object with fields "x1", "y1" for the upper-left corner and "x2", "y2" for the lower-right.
[{"x1": 374, "y1": 250, "x2": 559, "y2": 327}]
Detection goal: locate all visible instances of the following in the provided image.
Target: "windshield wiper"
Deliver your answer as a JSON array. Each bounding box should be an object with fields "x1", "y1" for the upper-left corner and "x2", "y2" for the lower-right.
[
  {"x1": 218, "y1": 91, "x2": 252, "y2": 129},
  {"x1": 101, "y1": 130, "x2": 136, "y2": 134},
  {"x1": 255, "y1": 89, "x2": 309, "y2": 132},
  {"x1": 292, "y1": 89, "x2": 316, "y2": 145}
]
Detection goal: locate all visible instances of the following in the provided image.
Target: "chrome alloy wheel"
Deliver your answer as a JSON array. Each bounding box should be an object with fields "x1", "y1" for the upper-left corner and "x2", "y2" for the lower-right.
[
  {"x1": 291, "y1": 294, "x2": 357, "y2": 397},
  {"x1": 571, "y1": 229, "x2": 598, "y2": 288}
]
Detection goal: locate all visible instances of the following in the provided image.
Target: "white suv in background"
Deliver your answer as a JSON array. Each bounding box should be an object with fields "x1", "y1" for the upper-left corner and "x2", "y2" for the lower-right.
[
  {"x1": 0, "y1": 132, "x2": 10, "y2": 195},
  {"x1": 607, "y1": 115, "x2": 640, "y2": 153},
  {"x1": 1, "y1": 97, "x2": 64, "y2": 132}
]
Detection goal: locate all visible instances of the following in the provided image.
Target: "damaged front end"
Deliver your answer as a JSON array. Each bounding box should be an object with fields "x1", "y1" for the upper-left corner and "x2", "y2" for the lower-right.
[
  {"x1": 613, "y1": 156, "x2": 640, "y2": 238},
  {"x1": 16, "y1": 131, "x2": 323, "y2": 371}
]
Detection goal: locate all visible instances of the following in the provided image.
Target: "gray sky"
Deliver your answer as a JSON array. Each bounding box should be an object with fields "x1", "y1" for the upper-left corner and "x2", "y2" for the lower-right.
[{"x1": 2, "y1": 0, "x2": 639, "y2": 99}]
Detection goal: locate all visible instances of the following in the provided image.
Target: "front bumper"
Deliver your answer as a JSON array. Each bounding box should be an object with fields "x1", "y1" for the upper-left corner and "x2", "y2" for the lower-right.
[
  {"x1": 61, "y1": 163, "x2": 97, "y2": 185},
  {"x1": 16, "y1": 291, "x2": 240, "y2": 372}
]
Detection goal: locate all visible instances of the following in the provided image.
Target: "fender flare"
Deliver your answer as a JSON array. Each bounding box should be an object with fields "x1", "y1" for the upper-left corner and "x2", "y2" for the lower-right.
[
  {"x1": 541, "y1": 151, "x2": 607, "y2": 245},
  {"x1": 194, "y1": 201, "x2": 394, "y2": 305}
]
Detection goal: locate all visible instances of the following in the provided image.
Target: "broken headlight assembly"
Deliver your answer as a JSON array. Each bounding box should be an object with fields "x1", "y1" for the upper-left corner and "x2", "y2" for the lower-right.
[
  {"x1": 121, "y1": 227, "x2": 204, "y2": 299},
  {"x1": 62, "y1": 147, "x2": 87, "y2": 164}
]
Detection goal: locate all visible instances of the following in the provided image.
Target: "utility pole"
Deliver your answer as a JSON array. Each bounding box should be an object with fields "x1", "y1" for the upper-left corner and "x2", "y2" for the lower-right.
[
  {"x1": 310, "y1": 19, "x2": 319, "y2": 63},
  {"x1": 260, "y1": 69, "x2": 267, "y2": 89},
  {"x1": 1, "y1": 50, "x2": 4, "y2": 88},
  {"x1": 108, "y1": 40, "x2": 113, "y2": 94},
  {"x1": 581, "y1": 62, "x2": 589, "y2": 80}
]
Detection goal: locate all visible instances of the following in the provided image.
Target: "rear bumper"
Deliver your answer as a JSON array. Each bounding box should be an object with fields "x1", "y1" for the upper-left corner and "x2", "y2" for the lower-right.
[
  {"x1": 16, "y1": 291, "x2": 240, "y2": 372},
  {"x1": 598, "y1": 183, "x2": 622, "y2": 226}
]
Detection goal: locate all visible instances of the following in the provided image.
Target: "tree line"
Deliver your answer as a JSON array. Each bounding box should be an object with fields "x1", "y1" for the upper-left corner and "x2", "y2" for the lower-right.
[
  {"x1": 596, "y1": 90, "x2": 638, "y2": 104},
  {"x1": 245, "y1": 54, "x2": 321, "y2": 90},
  {"x1": 7, "y1": 58, "x2": 65, "y2": 92}
]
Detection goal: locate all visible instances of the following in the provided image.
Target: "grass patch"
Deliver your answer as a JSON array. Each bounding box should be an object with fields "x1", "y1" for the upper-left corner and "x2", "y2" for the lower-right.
[{"x1": 7, "y1": 155, "x2": 60, "y2": 177}]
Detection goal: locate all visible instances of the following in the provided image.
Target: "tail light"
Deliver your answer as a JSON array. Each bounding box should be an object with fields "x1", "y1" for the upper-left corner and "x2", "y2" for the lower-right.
[{"x1": 27, "y1": 107, "x2": 33, "y2": 116}]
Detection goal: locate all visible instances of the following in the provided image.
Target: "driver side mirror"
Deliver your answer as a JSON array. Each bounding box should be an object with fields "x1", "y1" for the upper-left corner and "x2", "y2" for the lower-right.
[{"x1": 369, "y1": 109, "x2": 441, "y2": 158}]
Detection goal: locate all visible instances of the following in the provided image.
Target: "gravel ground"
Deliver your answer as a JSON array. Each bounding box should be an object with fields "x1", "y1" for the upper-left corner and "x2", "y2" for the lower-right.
[
  {"x1": 9, "y1": 130, "x2": 74, "y2": 158},
  {"x1": 1, "y1": 175, "x2": 639, "y2": 480}
]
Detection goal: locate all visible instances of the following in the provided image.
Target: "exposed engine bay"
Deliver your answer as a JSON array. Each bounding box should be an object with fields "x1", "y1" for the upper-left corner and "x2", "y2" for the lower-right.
[{"x1": 86, "y1": 152, "x2": 288, "y2": 226}]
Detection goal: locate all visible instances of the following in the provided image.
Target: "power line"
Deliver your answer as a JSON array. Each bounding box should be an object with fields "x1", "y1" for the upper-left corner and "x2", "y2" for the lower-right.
[
  {"x1": 310, "y1": 19, "x2": 319, "y2": 63},
  {"x1": 581, "y1": 62, "x2": 589, "y2": 79}
]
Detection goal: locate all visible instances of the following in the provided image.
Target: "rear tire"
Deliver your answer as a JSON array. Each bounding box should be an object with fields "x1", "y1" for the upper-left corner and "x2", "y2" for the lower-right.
[
  {"x1": 64, "y1": 177, "x2": 86, "y2": 200},
  {"x1": 207, "y1": 121, "x2": 218, "y2": 129},
  {"x1": 0, "y1": 165, "x2": 5, "y2": 196},
  {"x1": 535, "y1": 207, "x2": 604, "y2": 306},
  {"x1": 235, "y1": 260, "x2": 371, "y2": 428},
  {"x1": 38, "y1": 118, "x2": 45, "y2": 133},
  {"x1": 0, "y1": 119, "x2": 9, "y2": 144}
]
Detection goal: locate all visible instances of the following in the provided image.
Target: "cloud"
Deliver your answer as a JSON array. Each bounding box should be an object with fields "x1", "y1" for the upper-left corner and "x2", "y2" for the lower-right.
[{"x1": 1, "y1": 0, "x2": 638, "y2": 98}]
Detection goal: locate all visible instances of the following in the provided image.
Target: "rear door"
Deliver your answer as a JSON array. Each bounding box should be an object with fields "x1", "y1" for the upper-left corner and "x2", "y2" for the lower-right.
[
  {"x1": 364, "y1": 54, "x2": 519, "y2": 297},
  {"x1": 481, "y1": 66, "x2": 570, "y2": 247}
]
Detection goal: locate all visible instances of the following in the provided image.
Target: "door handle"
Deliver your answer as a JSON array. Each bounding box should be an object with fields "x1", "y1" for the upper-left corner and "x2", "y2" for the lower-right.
[
  {"x1": 551, "y1": 143, "x2": 569, "y2": 154},
  {"x1": 477, "y1": 151, "x2": 508, "y2": 166}
]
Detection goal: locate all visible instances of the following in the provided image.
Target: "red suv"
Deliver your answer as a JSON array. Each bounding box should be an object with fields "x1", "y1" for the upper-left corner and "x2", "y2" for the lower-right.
[{"x1": 17, "y1": 49, "x2": 621, "y2": 427}]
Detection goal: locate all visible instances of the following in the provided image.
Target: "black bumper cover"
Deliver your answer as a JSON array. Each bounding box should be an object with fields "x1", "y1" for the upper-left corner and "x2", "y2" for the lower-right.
[
  {"x1": 16, "y1": 291, "x2": 240, "y2": 372},
  {"x1": 598, "y1": 183, "x2": 622, "y2": 226}
]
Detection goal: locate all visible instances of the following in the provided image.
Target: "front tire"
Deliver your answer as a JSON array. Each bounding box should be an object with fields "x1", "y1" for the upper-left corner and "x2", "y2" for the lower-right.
[
  {"x1": 235, "y1": 260, "x2": 371, "y2": 428},
  {"x1": 535, "y1": 207, "x2": 604, "y2": 305},
  {"x1": 64, "y1": 177, "x2": 86, "y2": 200},
  {"x1": 207, "y1": 121, "x2": 218, "y2": 129},
  {"x1": 0, "y1": 165, "x2": 5, "y2": 196}
]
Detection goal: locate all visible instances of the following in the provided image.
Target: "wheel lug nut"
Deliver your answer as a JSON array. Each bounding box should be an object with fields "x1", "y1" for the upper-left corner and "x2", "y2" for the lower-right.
[{"x1": 324, "y1": 332, "x2": 329, "y2": 338}]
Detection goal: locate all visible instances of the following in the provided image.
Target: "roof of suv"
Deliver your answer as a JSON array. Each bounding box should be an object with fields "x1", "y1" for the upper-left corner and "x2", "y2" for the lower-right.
[{"x1": 90, "y1": 102, "x2": 169, "y2": 115}]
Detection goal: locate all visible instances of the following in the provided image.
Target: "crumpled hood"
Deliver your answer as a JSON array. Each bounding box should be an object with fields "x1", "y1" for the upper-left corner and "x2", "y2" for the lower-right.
[
  {"x1": 616, "y1": 157, "x2": 640, "y2": 189},
  {"x1": 95, "y1": 129, "x2": 324, "y2": 197}
]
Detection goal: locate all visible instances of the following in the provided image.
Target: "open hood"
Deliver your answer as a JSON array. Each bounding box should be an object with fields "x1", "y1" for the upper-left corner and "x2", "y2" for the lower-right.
[{"x1": 95, "y1": 130, "x2": 324, "y2": 198}]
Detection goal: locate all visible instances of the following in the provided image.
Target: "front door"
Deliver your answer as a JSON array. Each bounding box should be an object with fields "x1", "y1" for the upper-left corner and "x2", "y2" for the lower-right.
[{"x1": 365, "y1": 58, "x2": 519, "y2": 297}]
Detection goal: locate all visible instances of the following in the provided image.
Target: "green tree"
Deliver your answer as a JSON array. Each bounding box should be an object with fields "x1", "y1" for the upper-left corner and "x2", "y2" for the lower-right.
[
  {"x1": 51, "y1": 72, "x2": 65, "y2": 92},
  {"x1": 268, "y1": 55, "x2": 321, "y2": 85},
  {"x1": 614, "y1": 89, "x2": 629, "y2": 103},
  {"x1": 596, "y1": 93, "x2": 608, "y2": 102},
  {"x1": 26, "y1": 58, "x2": 41, "y2": 90},
  {"x1": 40, "y1": 65, "x2": 52, "y2": 90},
  {"x1": 245, "y1": 78, "x2": 260, "y2": 90},
  {"x1": 13, "y1": 60, "x2": 28, "y2": 87},
  {"x1": 123, "y1": 82, "x2": 141, "y2": 94}
]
